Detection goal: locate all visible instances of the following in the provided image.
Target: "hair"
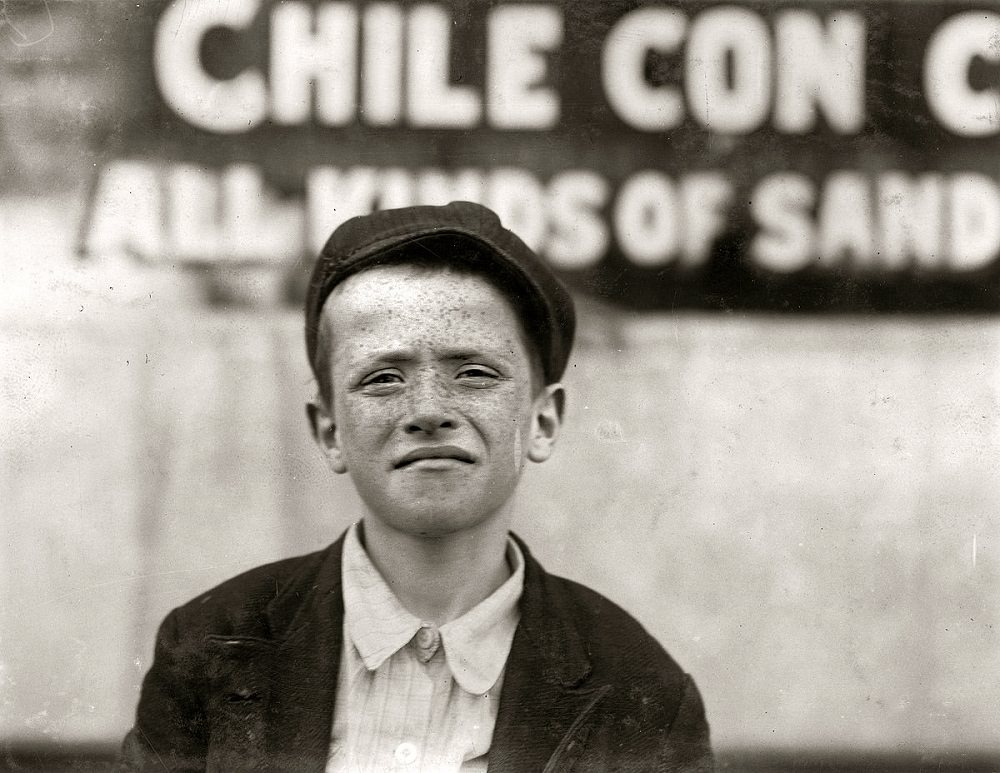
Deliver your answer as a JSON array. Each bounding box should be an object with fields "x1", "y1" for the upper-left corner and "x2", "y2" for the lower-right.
[{"x1": 312, "y1": 238, "x2": 546, "y2": 409}]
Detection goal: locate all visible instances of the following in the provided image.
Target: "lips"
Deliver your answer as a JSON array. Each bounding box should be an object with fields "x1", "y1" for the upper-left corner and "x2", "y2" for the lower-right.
[{"x1": 394, "y1": 445, "x2": 475, "y2": 469}]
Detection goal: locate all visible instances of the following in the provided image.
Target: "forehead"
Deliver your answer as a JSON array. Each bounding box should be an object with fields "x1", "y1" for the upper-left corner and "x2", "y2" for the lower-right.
[{"x1": 319, "y1": 264, "x2": 529, "y2": 354}]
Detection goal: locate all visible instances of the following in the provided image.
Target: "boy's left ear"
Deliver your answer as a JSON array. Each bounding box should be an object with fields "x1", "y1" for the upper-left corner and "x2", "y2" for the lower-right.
[
  {"x1": 527, "y1": 383, "x2": 565, "y2": 463},
  {"x1": 306, "y1": 400, "x2": 348, "y2": 474}
]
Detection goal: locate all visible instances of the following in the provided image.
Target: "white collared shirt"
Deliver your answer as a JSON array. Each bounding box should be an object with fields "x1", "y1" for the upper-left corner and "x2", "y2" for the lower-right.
[{"x1": 326, "y1": 523, "x2": 524, "y2": 773}]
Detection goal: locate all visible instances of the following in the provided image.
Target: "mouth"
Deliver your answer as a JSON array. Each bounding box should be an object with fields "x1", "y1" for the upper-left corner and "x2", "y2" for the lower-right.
[{"x1": 394, "y1": 445, "x2": 476, "y2": 469}]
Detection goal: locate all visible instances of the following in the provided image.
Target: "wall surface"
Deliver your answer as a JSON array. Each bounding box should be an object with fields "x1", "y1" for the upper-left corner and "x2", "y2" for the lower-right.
[{"x1": 3, "y1": 197, "x2": 999, "y2": 756}]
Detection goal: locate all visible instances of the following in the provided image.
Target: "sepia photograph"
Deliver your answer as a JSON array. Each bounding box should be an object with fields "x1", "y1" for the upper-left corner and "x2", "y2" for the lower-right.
[{"x1": 2, "y1": 0, "x2": 999, "y2": 770}]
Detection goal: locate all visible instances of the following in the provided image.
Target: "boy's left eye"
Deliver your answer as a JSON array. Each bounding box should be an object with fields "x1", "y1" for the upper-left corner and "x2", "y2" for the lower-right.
[{"x1": 457, "y1": 365, "x2": 500, "y2": 381}]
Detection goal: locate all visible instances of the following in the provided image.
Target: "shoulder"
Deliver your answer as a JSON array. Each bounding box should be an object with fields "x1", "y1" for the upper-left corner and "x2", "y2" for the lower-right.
[
  {"x1": 514, "y1": 535, "x2": 694, "y2": 694},
  {"x1": 526, "y1": 565, "x2": 713, "y2": 767},
  {"x1": 546, "y1": 571, "x2": 691, "y2": 690},
  {"x1": 165, "y1": 543, "x2": 338, "y2": 641}
]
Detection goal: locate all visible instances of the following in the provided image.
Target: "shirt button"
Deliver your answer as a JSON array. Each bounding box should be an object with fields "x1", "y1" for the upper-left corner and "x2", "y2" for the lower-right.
[
  {"x1": 415, "y1": 625, "x2": 436, "y2": 649},
  {"x1": 394, "y1": 741, "x2": 419, "y2": 766}
]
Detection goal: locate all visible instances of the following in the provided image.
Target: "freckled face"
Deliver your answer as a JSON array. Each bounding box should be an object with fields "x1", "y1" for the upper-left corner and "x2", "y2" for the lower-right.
[{"x1": 314, "y1": 265, "x2": 557, "y2": 538}]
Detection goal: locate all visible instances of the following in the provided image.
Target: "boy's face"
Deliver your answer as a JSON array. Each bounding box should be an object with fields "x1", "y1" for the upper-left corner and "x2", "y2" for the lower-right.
[{"x1": 310, "y1": 264, "x2": 563, "y2": 539}]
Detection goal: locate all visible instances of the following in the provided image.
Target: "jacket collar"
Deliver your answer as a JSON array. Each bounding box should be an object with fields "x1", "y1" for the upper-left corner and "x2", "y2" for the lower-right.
[
  {"x1": 263, "y1": 536, "x2": 346, "y2": 772},
  {"x1": 257, "y1": 531, "x2": 593, "y2": 683},
  {"x1": 264, "y1": 535, "x2": 345, "y2": 641},
  {"x1": 487, "y1": 533, "x2": 607, "y2": 773},
  {"x1": 506, "y1": 532, "x2": 592, "y2": 687}
]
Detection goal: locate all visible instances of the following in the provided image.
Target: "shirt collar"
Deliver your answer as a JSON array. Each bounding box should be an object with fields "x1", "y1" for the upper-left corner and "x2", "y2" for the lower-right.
[{"x1": 341, "y1": 522, "x2": 524, "y2": 695}]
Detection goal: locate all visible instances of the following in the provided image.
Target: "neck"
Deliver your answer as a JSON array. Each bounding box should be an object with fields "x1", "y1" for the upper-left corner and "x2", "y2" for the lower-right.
[{"x1": 360, "y1": 514, "x2": 513, "y2": 625}]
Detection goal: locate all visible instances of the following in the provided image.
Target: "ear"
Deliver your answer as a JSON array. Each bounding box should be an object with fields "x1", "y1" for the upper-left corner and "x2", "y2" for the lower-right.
[
  {"x1": 306, "y1": 400, "x2": 348, "y2": 474},
  {"x1": 527, "y1": 383, "x2": 564, "y2": 464}
]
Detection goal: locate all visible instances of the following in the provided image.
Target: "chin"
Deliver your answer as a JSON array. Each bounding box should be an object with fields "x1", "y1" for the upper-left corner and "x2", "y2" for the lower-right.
[
  {"x1": 370, "y1": 498, "x2": 508, "y2": 539},
  {"x1": 393, "y1": 509, "x2": 486, "y2": 538}
]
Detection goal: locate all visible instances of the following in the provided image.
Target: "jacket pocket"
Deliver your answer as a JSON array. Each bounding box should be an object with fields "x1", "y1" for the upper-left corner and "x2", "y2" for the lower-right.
[{"x1": 203, "y1": 636, "x2": 278, "y2": 772}]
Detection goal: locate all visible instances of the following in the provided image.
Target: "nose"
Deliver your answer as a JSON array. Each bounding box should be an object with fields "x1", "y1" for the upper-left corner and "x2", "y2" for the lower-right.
[{"x1": 404, "y1": 371, "x2": 456, "y2": 435}]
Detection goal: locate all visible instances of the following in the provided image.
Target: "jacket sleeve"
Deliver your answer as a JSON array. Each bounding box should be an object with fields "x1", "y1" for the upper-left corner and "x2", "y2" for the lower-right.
[
  {"x1": 659, "y1": 674, "x2": 714, "y2": 773},
  {"x1": 119, "y1": 609, "x2": 208, "y2": 772}
]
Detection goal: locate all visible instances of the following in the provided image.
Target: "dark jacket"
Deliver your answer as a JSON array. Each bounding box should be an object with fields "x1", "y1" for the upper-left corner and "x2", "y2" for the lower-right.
[{"x1": 121, "y1": 533, "x2": 713, "y2": 772}]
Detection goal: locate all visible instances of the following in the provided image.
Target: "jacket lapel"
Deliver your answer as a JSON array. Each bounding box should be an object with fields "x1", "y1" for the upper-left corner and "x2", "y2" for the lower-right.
[
  {"x1": 489, "y1": 536, "x2": 611, "y2": 773},
  {"x1": 259, "y1": 538, "x2": 346, "y2": 772}
]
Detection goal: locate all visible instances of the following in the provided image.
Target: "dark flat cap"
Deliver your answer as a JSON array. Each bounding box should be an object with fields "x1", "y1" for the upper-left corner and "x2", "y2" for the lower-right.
[{"x1": 305, "y1": 201, "x2": 575, "y2": 385}]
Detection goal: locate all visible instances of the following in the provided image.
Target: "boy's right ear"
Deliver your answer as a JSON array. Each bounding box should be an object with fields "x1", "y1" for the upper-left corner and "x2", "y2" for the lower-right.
[{"x1": 306, "y1": 400, "x2": 348, "y2": 474}]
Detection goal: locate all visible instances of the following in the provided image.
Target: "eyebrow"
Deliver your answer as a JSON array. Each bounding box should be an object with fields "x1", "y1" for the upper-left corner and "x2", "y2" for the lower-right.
[
  {"x1": 366, "y1": 349, "x2": 416, "y2": 365},
  {"x1": 355, "y1": 347, "x2": 512, "y2": 366}
]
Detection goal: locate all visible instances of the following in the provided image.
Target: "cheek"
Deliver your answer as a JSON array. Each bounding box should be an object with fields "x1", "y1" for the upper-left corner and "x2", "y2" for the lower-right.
[
  {"x1": 474, "y1": 392, "x2": 535, "y2": 441},
  {"x1": 336, "y1": 399, "x2": 398, "y2": 450}
]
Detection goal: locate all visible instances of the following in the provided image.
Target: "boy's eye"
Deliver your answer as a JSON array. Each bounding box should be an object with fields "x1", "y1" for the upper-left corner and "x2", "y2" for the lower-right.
[
  {"x1": 457, "y1": 365, "x2": 501, "y2": 381},
  {"x1": 362, "y1": 371, "x2": 403, "y2": 386}
]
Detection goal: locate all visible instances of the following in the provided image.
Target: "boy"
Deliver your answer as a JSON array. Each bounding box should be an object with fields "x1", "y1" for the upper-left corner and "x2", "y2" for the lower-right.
[{"x1": 122, "y1": 202, "x2": 713, "y2": 772}]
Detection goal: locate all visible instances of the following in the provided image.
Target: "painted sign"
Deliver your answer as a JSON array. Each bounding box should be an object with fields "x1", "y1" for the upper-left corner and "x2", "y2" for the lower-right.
[{"x1": 83, "y1": 1, "x2": 1000, "y2": 310}]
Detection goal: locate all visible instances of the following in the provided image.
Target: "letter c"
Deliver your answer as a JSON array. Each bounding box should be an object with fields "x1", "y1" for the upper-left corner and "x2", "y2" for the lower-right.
[
  {"x1": 924, "y1": 12, "x2": 1000, "y2": 137},
  {"x1": 154, "y1": 0, "x2": 267, "y2": 133}
]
